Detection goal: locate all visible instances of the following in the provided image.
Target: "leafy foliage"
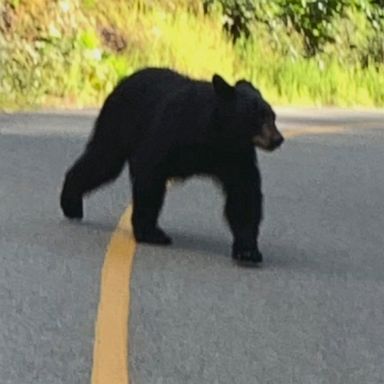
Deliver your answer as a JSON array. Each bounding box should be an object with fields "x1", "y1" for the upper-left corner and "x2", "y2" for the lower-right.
[
  {"x1": 203, "y1": 0, "x2": 255, "y2": 41},
  {"x1": 205, "y1": 0, "x2": 384, "y2": 59}
]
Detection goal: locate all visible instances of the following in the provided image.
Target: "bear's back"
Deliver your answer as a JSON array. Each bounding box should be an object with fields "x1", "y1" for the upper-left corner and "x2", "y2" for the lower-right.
[
  {"x1": 114, "y1": 68, "x2": 192, "y2": 107},
  {"x1": 90, "y1": 68, "x2": 193, "y2": 150},
  {"x1": 90, "y1": 68, "x2": 215, "y2": 154}
]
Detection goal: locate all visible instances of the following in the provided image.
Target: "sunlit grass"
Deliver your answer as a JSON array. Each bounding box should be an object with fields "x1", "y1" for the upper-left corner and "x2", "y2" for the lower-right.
[{"x1": 0, "y1": 0, "x2": 383, "y2": 110}]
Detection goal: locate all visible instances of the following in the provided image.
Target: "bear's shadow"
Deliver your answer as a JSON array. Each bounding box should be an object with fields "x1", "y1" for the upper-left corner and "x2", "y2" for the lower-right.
[
  {"x1": 157, "y1": 232, "x2": 384, "y2": 283},
  {"x1": 69, "y1": 220, "x2": 383, "y2": 284},
  {"x1": 170, "y1": 230, "x2": 230, "y2": 258}
]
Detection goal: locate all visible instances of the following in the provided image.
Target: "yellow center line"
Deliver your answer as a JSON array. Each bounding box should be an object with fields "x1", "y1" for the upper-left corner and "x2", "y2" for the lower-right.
[
  {"x1": 283, "y1": 125, "x2": 346, "y2": 138},
  {"x1": 282, "y1": 120, "x2": 384, "y2": 138},
  {"x1": 91, "y1": 205, "x2": 135, "y2": 384}
]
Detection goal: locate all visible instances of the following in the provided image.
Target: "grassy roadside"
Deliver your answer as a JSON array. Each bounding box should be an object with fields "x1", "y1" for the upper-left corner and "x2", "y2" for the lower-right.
[{"x1": 1, "y1": 0, "x2": 383, "y2": 111}]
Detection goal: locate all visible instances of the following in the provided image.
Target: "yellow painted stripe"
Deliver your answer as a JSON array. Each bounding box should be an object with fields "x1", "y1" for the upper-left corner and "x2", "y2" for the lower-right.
[
  {"x1": 91, "y1": 205, "x2": 135, "y2": 384},
  {"x1": 284, "y1": 125, "x2": 346, "y2": 138},
  {"x1": 280, "y1": 119, "x2": 384, "y2": 140}
]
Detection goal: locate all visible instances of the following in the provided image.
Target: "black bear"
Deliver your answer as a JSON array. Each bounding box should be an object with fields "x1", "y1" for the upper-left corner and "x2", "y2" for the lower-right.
[{"x1": 60, "y1": 68, "x2": 284, "y2": 265}]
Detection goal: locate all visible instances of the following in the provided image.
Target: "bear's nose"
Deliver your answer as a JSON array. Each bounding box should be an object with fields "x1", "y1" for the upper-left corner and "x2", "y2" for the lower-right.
[{"x1": 273, "y1": 135, "x2": 284, "y2": 147}]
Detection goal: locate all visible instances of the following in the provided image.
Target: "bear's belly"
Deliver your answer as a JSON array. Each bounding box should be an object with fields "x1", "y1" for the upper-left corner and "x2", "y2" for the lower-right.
[
  {"x1": 164, "y1": 144, "x2": 216, "y2": 178},
  {"x1": 165, "y1": 144, "x2": 248, "y2": 179}
]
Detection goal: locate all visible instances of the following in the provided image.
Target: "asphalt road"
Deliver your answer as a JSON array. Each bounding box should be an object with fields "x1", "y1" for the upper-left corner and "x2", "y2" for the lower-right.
[{"x1": 1, "y1": 108, "x2": 384, "y2": 384}]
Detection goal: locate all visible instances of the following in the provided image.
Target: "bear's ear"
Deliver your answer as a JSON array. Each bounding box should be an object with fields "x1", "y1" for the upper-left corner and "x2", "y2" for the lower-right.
[
  {"x1": 236, "y1": 79, "x2": 254, "y2": 90},
  {"x1": 212, "y1": 74, "x2": 235, "y2": 100},
  {"x1": 236, "y1": 79, "x2": 262, "y2": 96}
]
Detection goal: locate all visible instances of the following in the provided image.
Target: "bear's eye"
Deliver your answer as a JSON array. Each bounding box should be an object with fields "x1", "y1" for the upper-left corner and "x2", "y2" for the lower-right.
[
  {"x1": 250, "y1": 102, "x2": 261, "y2": 114},
  {"x1": 253, "y1": 106, "x2": 266, "y2": 120},
  {"x1": 260, "y1": 107, "x2": 275, "y2": 123}
]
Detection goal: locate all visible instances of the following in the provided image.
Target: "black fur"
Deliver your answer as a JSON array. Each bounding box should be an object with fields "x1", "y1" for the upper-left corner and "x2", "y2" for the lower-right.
[{"x1": 60, "y1": 68, "x2": 283, "y2": 264}]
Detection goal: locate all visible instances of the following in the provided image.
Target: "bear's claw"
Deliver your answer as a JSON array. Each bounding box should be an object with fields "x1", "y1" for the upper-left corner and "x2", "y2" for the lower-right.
[
  {"x1": 232, "y1": 248, "x2": 263, "y2": 266},
  {"x1": 61, "y1": 197, "x2": 83, "y2": 220},
  {"x1": 134, "y1": 227, "x2": 172, "y2": 245}
]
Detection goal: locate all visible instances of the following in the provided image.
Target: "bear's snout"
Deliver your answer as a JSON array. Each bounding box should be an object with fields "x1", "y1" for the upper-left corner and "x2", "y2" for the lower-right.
[
  {"x1": 253, "y1": 123, "x2": 284, "y2": 151},
  {"x1": 271, "y1": 131, "x2": 284, "y2": 149}
]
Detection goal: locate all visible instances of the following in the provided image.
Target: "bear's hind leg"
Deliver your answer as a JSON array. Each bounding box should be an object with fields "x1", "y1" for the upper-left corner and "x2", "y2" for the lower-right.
[
  {"x1": 131, "y1": 174, "x2": 171, "y2": 245},
  {"x1": 60, "y1": 148, "x2": 126, "y2": 219}
]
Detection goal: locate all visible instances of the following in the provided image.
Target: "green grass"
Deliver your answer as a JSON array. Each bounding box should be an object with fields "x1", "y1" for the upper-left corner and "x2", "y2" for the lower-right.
[
  {"x1": 0, "y1": 0, "x2": 383, "y2": 110},
  {"x1": 243, "y1": 54, "x2": 384, "y2": 107}
]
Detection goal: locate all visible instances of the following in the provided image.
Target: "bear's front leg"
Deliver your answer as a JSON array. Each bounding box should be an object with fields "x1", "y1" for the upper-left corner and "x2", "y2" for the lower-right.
[
  {"x1": 131, "y1": 173, "x2": 172, "y2": 245},
  {"x1": 221, "y1": 167, "x2": 263, "y2": 266}
]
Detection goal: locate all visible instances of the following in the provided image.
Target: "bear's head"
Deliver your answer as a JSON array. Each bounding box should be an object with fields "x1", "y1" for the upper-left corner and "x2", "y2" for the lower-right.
[{"x1": 212, "y1": 74, "x2": 284, "y2": 152}]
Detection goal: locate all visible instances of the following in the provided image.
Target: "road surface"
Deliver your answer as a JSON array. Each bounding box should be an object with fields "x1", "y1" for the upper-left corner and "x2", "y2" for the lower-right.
[{"x1": 0, "y1": 108, "x2": 384, "y2": 384}]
